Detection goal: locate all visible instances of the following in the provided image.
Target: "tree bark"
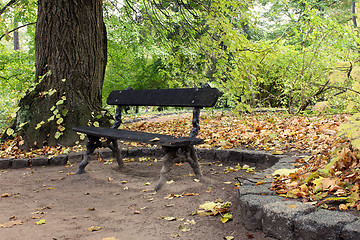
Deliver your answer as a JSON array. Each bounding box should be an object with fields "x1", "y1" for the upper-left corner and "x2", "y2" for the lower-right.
[{"x1": 16, "y1": 0, "x2": 107, "y2": 148}]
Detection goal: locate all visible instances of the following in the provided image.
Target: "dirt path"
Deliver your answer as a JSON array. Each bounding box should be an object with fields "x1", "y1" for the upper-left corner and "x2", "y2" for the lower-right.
[{"x1": 0, "y1": 154, "x2": 275, "y2": 240}]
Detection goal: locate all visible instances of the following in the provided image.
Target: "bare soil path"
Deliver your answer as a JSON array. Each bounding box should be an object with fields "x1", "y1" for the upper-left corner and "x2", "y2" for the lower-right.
[{"x1": 0, "y1": 155, "x2": 275, "y2": 240}]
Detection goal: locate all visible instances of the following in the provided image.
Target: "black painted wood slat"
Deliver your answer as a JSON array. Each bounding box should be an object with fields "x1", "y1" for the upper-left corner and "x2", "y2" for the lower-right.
[
  {"x1": 106, "y1": 88, "x2": 221, "y2": 107},
  {"x1": 73, "y1": 126, "x2": 204, "y2": 147}
]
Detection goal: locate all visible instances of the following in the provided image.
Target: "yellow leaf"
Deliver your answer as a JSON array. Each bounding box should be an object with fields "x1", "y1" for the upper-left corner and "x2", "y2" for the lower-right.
[
  {"x1": 339, "y1": 204, "x2": 348, "y2": 211},
  {"x1": 351, "y1": 138, "x2": 360, "y2": 150},
  {"x1": 6, "y1": 128, "x2": 14, "y2": 136},
  {"x1": 35, "y1": 219, "x2": 46, "y2": 225},
  {"x1": 160, "y1": 216, "x2": 177, "y2": 221},
  {"x1": 328, "y1": 71, "x2": 347, "y2": 83},
  {"x1": 88, "y1": 226, "x2": 101, "y2": 232},
  {"x1": 224, "y1": 236, "x2": 234, "y2": 240},
  {"x1": 272, "y1": 168, "x2": 297, "y2": 177},
  {"x1": 351, "y1": 66, "x2": 360, "y2": 81},
  {"x1": 1, "y1": 193, "x2": 11, "y2": 197},
  {"x1": 220, "y1": 213, "x2": 233, "y2": 223},
  {"x1": 312, "y1": 101, "x2": 328, "y2": 112},
  {"x1": 335, "y1": 61, "x2": 352, "y2": 68},
  {"x1": 149, "y1": 137, "x2": 160, "y2": 142},
  {"x1": 272, "y1": 150, "x2": 284, "y2": 155}
]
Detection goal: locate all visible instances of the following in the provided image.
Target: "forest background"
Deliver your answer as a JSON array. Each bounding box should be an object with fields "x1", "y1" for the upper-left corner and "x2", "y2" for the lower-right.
[{"x1": 1, "y1": 0, "x2": 360, "y2": 210}]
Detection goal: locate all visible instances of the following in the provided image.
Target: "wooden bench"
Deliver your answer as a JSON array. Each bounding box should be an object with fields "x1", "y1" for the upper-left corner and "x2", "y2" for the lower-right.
[{"x1": 72, "y1": 84, "x2": 221, "y2": 191}]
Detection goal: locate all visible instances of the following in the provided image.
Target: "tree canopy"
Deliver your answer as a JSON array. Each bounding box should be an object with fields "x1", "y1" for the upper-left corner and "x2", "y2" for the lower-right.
[{"x1": 0, "y1": 0, "x2": 360, "y2": 148}]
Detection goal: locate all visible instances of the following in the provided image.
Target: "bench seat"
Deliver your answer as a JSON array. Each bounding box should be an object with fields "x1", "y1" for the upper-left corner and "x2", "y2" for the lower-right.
[{"x1": 73, "y1": 126, "x2": 204, "y2": 147}]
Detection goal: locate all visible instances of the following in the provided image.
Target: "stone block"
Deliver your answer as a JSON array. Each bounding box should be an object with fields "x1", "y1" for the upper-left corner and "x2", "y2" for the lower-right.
[
  {"x1": 12, "y1": 158, "x2": 30, "y2": 168},
  {"x1": 30, "y1": 157, "x2": 49, "y2": 166},
  {"x1": 238, "y1": 194, "x2": 284, "y2": 231},
  {"x1": 49, "y1": 155, "x2": 68, "y2": 165},
  {"x1": 197, "y1": 148, "x2": 216, "y2": 160},
  {"x1": 214, "y1": 149, "x2": 230, "y2": 161},
  {"x1": 294, "y1": 209, "x2": 357, "y2": 240},
  {"x1": 262, "y1": 201, "x2": 315, "y2": 240},
  {"x1": 67, "y1": 152, "x2": 84, "y2": 163},
  {"x1": 238, "y1": 183, "x2": 274, "y2": 197},
  {"x1": 0, "y1": 158, "x2": 12, "y2": 169},
  {"x1": 342, "y1": 220, "x2": 360, "y2": 240},
  {"x1": 227, "y1": 150, "x2": 243, "y2": 163},
  {"x1": 127, "y1": 148, "x2": 142, "y2": 157},
  {"x1": 141, "y1": 147, "x2": 162, "y2": 157}
]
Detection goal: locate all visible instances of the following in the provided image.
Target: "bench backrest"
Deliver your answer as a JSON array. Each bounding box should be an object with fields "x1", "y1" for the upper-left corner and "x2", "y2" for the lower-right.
[{"x1": 107, "y1": 87, "x2": 221, "y2": 107}]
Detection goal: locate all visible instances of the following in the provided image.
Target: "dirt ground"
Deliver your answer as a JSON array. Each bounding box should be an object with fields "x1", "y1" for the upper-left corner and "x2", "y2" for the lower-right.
[{"x1": 0, "y1": 153, "x2": 276, "y2": 240}]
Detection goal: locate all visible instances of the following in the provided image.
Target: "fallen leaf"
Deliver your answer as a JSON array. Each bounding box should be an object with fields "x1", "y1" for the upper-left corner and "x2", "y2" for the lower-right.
[
  {"x1": 272, "y1": 151, "x2": 284, "y2": 155},
  {"x1": 88, "y1": 226, "x2": 101, "y2": 232},
  {"x1": 339, "y1": 204, "x2": 348, "y2": 211},
  {"x1": 246, "y1": 233, "x2": 254, "y2": 239},
  {"x1": 149, "y1": 137, "x2": 160, "y2": 142},
  {"x1": 160, "y1": 216, "x2": 177, "y2": 221},
  {"x1": 220, "y1": 213, "x2": 233, "y2": 223},
  {"x1": 179, "y1": 225, "x2": 190, "y2": 232},
  {"x1": 35, "y1": 219, "x2": 46, "y2": 225},
  {"x1": 0, "y1": 220, "x2": 23, "y2": 228},
  {"x1": 272, "y1": 168, "x2": 297, "y2": 177},
  {"x1": 182, "y1": 193, "x2": 199, "y2": 196},
  {"x1": 184, "y1": 219, "x2": 196, "y2": 225},
  {"x1": 224, "y1": 236, "x2": 235, "y2": 240}
]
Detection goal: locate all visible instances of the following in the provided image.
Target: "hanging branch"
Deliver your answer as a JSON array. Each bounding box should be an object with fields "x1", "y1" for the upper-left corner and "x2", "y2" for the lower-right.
[
  {"x1": 0, "y1": 22, "x2": 36, "y2": 41},
  {"x1": 0, "y1": 0, "x2": 19, "y2": 16}
]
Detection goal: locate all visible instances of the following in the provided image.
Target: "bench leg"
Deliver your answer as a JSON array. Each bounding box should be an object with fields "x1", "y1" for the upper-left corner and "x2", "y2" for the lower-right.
[
  {"x1": 77, "y1": 136, "x2": 101, "y2": 174},
  {"x1": 112, "y1": 140, "x2": 124, "y2": 168},
  {"x1": 154, "y1": 147, "x2": 178, "y2": 191},
  {"x1": 104, "y1": 139, "x2": 124, "y2": 168},
  {"x1": 184, "y1": 146, "x2": 203, "y2": 180}
]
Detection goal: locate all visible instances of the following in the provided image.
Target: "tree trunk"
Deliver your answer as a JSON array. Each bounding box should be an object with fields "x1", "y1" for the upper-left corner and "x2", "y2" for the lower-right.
[
  {"x1": 15, "y1": 0, "x2": 107, "y2": 148},
  {"x1": 13, "y1": 21, "x2": 19, "y2": 50}
]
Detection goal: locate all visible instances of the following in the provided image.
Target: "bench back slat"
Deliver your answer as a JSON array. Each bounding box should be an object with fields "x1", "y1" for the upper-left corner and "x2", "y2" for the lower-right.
[{"x1": 106, "y1": 87, "x2": 221, "y2": 107}]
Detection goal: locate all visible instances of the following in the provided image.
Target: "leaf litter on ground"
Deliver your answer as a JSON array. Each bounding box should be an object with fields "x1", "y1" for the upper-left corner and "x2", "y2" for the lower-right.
[{"x1": 1, "y1": 111, "x2": 359, "y2": 210}]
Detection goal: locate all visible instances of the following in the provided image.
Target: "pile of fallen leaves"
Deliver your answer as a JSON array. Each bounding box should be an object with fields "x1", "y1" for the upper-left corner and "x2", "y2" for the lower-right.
[
  {"x1": 0, "y1": 135, "x2": 84, "y2": 159},
  {"x1": 271, "y1": 145, "x2": 360, "y2": 211},
  {"x1": 1, "y1": 111, "x2": 347, "y2": 158},
  {"x1": 124, "y1": 111, "x2": 347, "y2": 156}
]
